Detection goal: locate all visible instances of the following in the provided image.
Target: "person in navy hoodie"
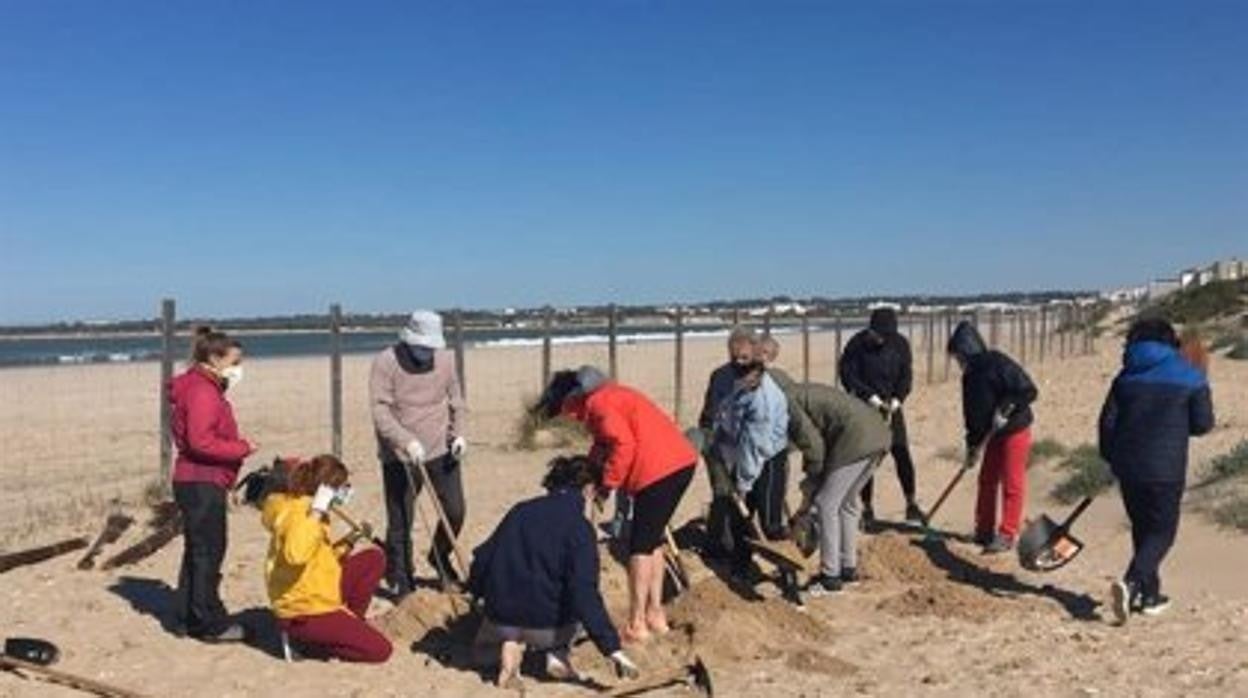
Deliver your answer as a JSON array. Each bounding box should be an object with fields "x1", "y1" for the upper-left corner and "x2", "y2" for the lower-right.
[
  {"x1": 1099, "y1": 318, "x2": 1214, "y2": 624},
  {"x1": 468, "y1": 455, "x2": 639, "y2": 689}
]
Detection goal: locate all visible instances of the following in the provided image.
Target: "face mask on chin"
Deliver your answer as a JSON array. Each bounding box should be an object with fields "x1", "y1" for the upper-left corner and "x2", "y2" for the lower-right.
[{"x1": 221, "y1": 365, "x2": 244, "y2": 389}]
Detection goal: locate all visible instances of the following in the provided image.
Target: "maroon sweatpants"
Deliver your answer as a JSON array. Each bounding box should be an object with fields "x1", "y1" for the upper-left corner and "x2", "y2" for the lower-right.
[{"x1": 279, "y1": 548, "x2": 393, "y2": 663}]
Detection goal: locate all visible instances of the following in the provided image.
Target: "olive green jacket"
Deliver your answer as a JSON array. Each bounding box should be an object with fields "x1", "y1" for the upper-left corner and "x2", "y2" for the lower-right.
[{"x1": 769, "y1": 369, "x2": 891, "y2": 480}]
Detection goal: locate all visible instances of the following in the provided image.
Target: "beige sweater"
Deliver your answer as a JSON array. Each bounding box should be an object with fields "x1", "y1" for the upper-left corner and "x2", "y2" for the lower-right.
[{"x1": 369, "y1": 346, "x2": 465, "y2": 463}]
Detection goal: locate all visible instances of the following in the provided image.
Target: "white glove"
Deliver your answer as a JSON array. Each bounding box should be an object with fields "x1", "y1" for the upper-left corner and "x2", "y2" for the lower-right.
[
  {"x1": 992, "y1": 409, "x2": 1010, "y2": 431},
  {"x1": 610, "y1": 650, "x2": 640, "y2": 680},
  {"x1": 332, "y1": 484, "x2": 354, "y2": 507},
  {"x1": 449, "y1": 436, "x2": 467, "y2": 459},
  {"x1": 311, "y1": 484, "x2": 336, "y2": 515},
  {"x1": 868, "y1": 395, "x2": 885, "y2": 410},
  {"x1": 404, "y1": 439, "x2": 426, "y2": 466},
  {"x1": 889, "y1": 398, "x2": 902, "y2": 413}
]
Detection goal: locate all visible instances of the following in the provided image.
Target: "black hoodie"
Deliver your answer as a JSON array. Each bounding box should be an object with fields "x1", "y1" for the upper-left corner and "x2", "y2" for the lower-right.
[
  {"x1": 947, "y1": 321, "x2": 1038, "y2": 448},
  {"x1": 838, "y1": 308, "x2": 913, "y2": 403}
]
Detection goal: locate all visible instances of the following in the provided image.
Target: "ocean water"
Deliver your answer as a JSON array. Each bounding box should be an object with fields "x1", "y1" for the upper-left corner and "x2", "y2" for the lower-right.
[{"x1": 0, "y1": 323, "x2": 854, "y2": 369}]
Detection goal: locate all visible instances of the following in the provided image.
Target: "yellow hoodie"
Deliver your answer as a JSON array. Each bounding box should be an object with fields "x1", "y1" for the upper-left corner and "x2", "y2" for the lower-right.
[{"x1": 262, "y1": 494, "x2": 345, "y2": 619}]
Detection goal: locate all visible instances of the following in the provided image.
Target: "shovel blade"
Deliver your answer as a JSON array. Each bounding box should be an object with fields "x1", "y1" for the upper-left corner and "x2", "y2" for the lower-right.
[{"x1": 1017, "y1": 515, "x2": 1060, "y2": 563}]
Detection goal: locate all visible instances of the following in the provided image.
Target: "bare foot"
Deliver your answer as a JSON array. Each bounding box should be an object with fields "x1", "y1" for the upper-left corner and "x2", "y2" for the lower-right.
[
  {"x1": 620, "y1": 622, "x2": 652, "y2": 645},
  {"x1": 645, "y1": 612, "x2": 671, "y2": 635}
]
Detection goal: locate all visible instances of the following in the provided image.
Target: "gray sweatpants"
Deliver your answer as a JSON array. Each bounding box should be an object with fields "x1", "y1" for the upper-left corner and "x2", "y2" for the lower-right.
[{"x1": 814, "y1": 455, "x2": 881, "y2": 577}]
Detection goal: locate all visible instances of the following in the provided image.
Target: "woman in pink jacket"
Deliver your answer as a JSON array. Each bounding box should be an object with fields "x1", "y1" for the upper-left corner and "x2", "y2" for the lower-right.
[{"x1": 169, "y1": 327, "x2": 257, "y2": 642}]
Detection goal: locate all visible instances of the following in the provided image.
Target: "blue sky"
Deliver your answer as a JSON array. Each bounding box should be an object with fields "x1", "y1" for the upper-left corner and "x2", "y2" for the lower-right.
[{"x1": 1, "y1": 1, "x2": 1244, "y2": 324}]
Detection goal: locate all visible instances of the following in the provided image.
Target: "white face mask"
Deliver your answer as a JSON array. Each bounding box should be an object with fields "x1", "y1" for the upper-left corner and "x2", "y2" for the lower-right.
[{"x1": 221, "y1": 365, "x2": 244, "y2": 389}]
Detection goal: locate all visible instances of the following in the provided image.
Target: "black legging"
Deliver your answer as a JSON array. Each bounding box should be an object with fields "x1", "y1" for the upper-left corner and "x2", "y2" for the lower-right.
[
  {"x1": 174, "y1": 482, "x2": 230, "y2": 637},
  {"x1": 382, "y1": 454, "x2": 466, "y2": 588},
  {"x1": 861, "y1": 408, "x2": 916, "y2": 508}
]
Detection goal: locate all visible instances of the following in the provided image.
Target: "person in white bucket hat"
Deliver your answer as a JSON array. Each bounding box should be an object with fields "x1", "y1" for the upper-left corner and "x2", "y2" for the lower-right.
[{"x1": 369, "y1": 310, "x2": 466, "y2": 594}]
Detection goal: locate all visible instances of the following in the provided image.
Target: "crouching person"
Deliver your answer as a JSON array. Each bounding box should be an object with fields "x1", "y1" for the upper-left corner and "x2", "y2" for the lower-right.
[
  {"x1": 262, "y1": 455, "x2": 392, "y2": 663},
  {"x1": 469, "y1": 456, "x2": 639, "y2": 689}
]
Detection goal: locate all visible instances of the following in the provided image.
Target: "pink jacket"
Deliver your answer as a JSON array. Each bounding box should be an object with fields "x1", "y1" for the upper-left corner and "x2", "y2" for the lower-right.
[{"x1": 169, "y1": 367, "x2": 251, "y2": 489}]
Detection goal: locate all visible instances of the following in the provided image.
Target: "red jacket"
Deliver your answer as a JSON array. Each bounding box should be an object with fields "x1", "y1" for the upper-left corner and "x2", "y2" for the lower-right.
[
  {"x1": 565, "y1": 382, "x2": 697, "y2": 495},
  {"x1": 169, "y1": 367, "x2": 251, "y2": 489}
]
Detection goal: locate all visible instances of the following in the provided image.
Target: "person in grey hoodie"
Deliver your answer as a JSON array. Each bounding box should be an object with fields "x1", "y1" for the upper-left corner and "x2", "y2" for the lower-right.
[
  {"x1": 369, "y1": 310, "x2": 467, "y2": 594},
  {"x1": 711, "y1": 357, "x2": 790, "y2": 583}
]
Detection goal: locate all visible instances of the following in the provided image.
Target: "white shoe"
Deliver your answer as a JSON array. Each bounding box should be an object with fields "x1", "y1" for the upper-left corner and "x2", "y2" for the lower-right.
[
  {"x1": 545, "y1": 651, "x2": 581, "y2": 681},
  {"x1": 1110, "y1": 580, "x2": 1131, "y2": 626}
]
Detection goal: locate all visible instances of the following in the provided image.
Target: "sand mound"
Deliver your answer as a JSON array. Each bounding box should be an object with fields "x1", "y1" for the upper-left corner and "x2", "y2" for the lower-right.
[{"x1": 862, "y1": 532, "x2": 1042, "y2": 623}]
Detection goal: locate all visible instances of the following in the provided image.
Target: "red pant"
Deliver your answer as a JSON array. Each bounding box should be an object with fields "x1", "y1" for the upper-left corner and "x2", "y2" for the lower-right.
[
  {"x1": 280, "y1": 548, "x2": 393, "y2": 663},
  {"x1": 975, "y1": 428, "x2": 1031, "y2": 539}
]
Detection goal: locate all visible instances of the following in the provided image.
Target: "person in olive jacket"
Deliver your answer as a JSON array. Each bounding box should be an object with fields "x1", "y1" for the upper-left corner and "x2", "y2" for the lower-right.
[
  {"x1": 839, "y1": 308, "x2": 921, "y2": 524},
  {"x1": 770, "y1": 369, "x2": 891, "y2": 596},
  {"x1": 1099, "y1": 318, "x2": 1214, "y2": 624}
]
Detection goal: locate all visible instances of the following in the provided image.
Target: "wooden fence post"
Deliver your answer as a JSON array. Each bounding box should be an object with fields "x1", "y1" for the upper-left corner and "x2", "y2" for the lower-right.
[
  {"x1": 674, "y1": 306, "x2": 685, "y2": 423},
  {"x1": 541, "y1": 307, "x2": 553, "y2": 389},
  {"x1": 607, "y1": 303, "x2": 619, "y2": 380},
  {"x1": 329, "y1": 303, "x2": 343, "y2": 458},
  {"x1": 925, "y1": 312, "x2": 936, "y2": 384},
  {"x1": 1039, "y1": 306, "x2": 1048, "y2": 362},
  {"x1": 833, "y1": 313, "x2": 844, "y2": 378},
  {"x1": 1019, "y1": 309, "x2": 1028, "y2": 365},
  {"x1": 158, "y1": 298, "x2": 176, "y2": 492},
  {"x1": 801, "y1": 313, "x2": 811, "y2": 382},
  {"x1": 453, "y1": 309, "x2": 467, "y2": 396},
  {"x1": 763, "y1": 306, "x2": 773, "y2": 337},
  {"x1": 943, "y1": 311, "x2": 953, "y2": 381}
]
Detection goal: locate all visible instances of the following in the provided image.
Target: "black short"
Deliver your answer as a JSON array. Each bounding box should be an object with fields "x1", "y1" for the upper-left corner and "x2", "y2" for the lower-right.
[{"x1": 629, "y1": 466, "x2": 695, "y2": 555}]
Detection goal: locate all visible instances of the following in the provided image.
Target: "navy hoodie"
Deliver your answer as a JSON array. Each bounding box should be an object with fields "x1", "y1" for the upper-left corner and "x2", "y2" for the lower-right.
[
  {"x1": 1098, "y1": 341, "x2": 1214, "y2": 484},
  {"x1": 467, "y1": 488, "x2": 620, "y2": 655}
]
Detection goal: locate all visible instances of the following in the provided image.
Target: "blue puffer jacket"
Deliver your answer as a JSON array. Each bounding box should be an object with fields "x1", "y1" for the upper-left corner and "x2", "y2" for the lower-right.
[{"x1": 1098, "y1": 341, "x2": 1215, "y2": 484}]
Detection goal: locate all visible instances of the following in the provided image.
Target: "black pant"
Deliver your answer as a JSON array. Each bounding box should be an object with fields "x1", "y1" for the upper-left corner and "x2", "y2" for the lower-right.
[
  {"x1": 1120, "y1": 480, "x2": 1183, "y2": 599},
  {"x1": 382, "y1": 455, "x2": 466, "y2": 589},
  {"x1": 861, "y1": 408, "x2": 917, "y2": 509},
  {"x1": 732, "y1": 454, "x2": 789, "y2": 570},
  {"x1": 174, "y1": 482, "x2": 230, "y2": 637}
]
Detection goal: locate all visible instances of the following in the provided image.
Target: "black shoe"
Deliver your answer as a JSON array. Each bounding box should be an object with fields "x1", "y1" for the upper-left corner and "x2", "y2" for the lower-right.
[
  {"x1": 981, "y1": 534, "x2": 1014, "y2": 555},
  {"x1": 1139, "y1": 594, "x2": 1171, "y2": 617},
  {"x1": 904, "y1": 502, "x2": 925, "y2": 523},
  {"x1": 804, "y1": 574, "x2": 843, "y2": 598},
  {"x1": 972, "y1": 531, "x2": 994, "y2": 547},
  {"x1": 839, "y1": 567, "x2": 859, "y2": 584},
  {"x1": 192, "y1": 623, "x2": 246, "y2": 644},
  {"x1": 780, "y1": 571, "x2": 806, "y2": 609},
  {"x1": 859, "y1": 508, "x2": 878, "y2": 534}
]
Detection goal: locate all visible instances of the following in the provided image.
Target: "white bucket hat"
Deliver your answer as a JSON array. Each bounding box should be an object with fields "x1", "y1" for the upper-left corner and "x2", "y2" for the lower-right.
[{"x1": 399, "y1": 310, "x2": 446, "y2": 349}]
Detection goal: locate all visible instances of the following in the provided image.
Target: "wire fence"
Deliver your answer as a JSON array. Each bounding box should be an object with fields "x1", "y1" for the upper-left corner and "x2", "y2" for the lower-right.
[{"x1": 0, "y1": 298, "x2": 1098, "y2": 546}]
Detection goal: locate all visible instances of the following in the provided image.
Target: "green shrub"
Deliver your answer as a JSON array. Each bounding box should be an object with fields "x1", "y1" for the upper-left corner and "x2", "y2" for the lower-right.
[
  {"x1": 1149, "y1": 279, "x2": 1247, "y2": 325},
  {"x1": 1203, "y1": 440, "x2": 1248, "y2": 484},
  {"x1": 1212, "y1": 495, "x2": 1248, "y2": 532},
  {"x1": 1050, "y1": 444, "x2": 1115, "y2": 504},
  {"x1": 1228, "y1": 336, "x2": 1248, "y2": 361},
  {"x1": 1029, "y1": 438, "x2": 1067, "y2": 465}
]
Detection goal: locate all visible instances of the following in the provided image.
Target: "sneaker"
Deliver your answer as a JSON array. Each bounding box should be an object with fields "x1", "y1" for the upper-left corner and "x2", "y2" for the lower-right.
[
  {"x1": 839, "y1": 567, "x2": 859, "y2": 584},
  {"x1": 545, "y1": 650, "x2": 581, "y2": 681},
  {"x1": 1139, "y1": 594, "x2": 1172, "y2": 617},
  {"x1": 904, "y1": 502, "x2": 925, "y2": 523},
  {"x1": 972, "y1": 531, "x2": 994, "y2": 547},
  {"x1": 981, "y1": 534, "x2": 1014, "y2": 555},
  {"x1": 1110, "y1": 580, "x2": 1132, "y2": 626},
  {"x1": 804, "y1": 574, "x2": 843, "y2": 598},
  {"x1": 193, "y1": 623, "x2": 246, "y2": 644}
]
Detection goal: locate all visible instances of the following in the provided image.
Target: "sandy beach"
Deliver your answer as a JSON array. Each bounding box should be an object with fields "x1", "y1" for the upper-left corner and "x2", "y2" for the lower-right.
[{"x1": 1, "y1": 332, "x2": 1245, "y2": 697}]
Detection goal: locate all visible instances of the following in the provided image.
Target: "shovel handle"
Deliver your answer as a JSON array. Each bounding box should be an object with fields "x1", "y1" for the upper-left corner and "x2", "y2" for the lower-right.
[{"x1": 1059, "y1": 495, "x2": 1096, "y2": 530}]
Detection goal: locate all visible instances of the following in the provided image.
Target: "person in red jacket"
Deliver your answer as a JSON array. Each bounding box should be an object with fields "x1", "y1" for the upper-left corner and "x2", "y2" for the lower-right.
[
  {"x1": 168, "y1": 326, "x2": 258, "y2": 642},
  {"x1": 536, "y1": 366, "x2": 696, "y2": 644}
]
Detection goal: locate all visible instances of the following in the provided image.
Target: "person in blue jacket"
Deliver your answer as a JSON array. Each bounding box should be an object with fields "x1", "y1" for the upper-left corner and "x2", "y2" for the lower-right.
[
  {"x1": 468, "y1": 455, "x2": 639, "y2": 688},
  {"x1": 1099, "y1": 318, "x2": 1214, "y2": 624}
]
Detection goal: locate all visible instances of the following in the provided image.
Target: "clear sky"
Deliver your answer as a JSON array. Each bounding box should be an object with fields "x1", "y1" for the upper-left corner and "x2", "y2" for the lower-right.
[{"x1": 1, "y1": 1, "x2": 1244, "y2": 324}]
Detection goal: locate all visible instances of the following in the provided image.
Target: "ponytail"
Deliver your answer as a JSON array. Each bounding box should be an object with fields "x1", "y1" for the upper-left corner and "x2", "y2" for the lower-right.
[{"x1": 190, "y1": 325, "x2": 241, "y2": 364}]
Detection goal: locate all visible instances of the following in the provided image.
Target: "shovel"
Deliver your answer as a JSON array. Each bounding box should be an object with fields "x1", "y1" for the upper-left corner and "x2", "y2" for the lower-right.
[
  {"x1": 1017, "y1": 495, "x2": 1095, "y2": 572},
  {"x1": 606, "y1": 655, "x2": 714, "y2": 697},
  {"x1": 922, "y1": 405, "x2": 1015, "y2": 538},
  {"x1": 731, "y1": 496, "x2": 807, "y2": 572}
]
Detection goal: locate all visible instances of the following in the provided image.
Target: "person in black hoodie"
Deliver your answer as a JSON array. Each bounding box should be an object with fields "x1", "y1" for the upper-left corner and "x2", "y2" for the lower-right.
[
  {"x1": 1099, "y1": 318, "x2": 1214, "y2": 624},
  {"x1": 947, "y1": 320, "x2": 1038, "y2": 554},
  {"x1": 839, "y1": 308, "x2": 921, "y2": 524},
  {"x1": 468, "y1": 455, "x2": 639, "y2": 689}
]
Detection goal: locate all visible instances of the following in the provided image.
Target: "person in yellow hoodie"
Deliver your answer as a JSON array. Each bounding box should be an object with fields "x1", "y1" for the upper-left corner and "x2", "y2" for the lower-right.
[{"x1": 261, "y1": 455, "x2": 392, "y2": 663}]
